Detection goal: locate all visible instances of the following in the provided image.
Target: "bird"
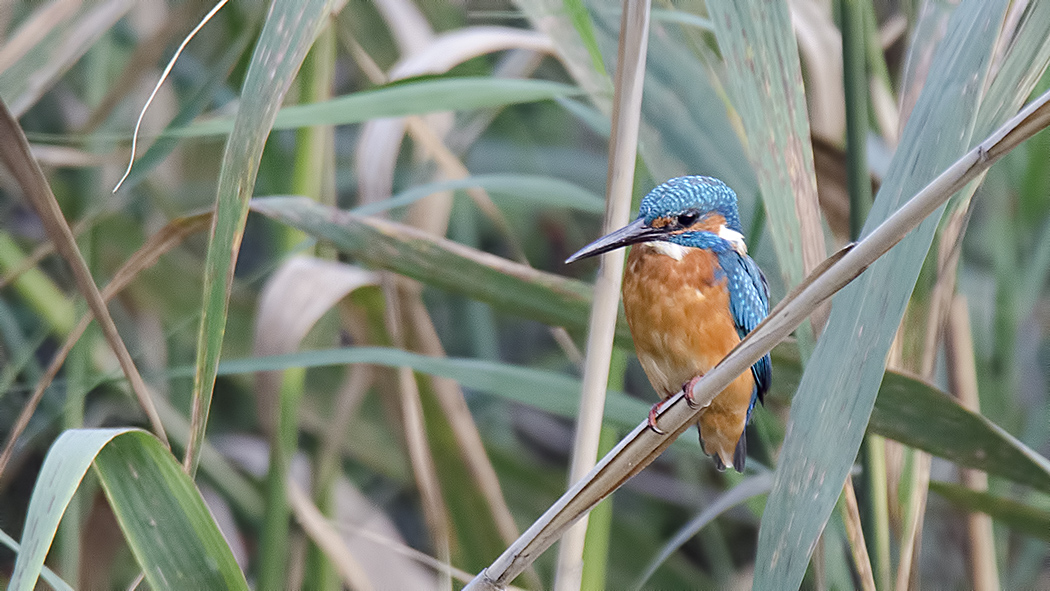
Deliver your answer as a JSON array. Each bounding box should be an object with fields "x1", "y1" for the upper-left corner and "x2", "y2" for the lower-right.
[{"x1": 565, "y1": 176, "x2": 771, "y2": 472}]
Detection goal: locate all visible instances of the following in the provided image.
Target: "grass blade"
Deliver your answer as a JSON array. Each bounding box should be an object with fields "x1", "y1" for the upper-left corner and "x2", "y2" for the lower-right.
[
  {"x1": 174, "y1": 77, "x2": 583, "y2": 138},
  {"x1": 183, "y1": 0, "x2": 334, "y2": 474},
  {"x1": 928, "y1": 481, "x2": 1050, "y2": 542},
  {"x1": 162, "y1": 345, "x2": 1050, "y2": 490},
  {"x1": 10, "y1": 428, "x2": 247, "y2": 591},
  {"x1": 752, "y1": 2, "x2": 1050, "y2": 588},
  {"x1": 250, "y1": 196, "x2": 631, "y2": 345},
  {"x1": 708, "y1": 0, "x2": 825, "y2": 311},
  {"x1": 0, "y1": 527, "x2": 74, "y2": 591}
]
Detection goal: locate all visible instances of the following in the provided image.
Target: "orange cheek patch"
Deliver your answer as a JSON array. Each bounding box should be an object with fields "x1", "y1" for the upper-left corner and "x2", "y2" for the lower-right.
[{"x1": 650, "y1": 216, "x2": 674, "y2": 229}]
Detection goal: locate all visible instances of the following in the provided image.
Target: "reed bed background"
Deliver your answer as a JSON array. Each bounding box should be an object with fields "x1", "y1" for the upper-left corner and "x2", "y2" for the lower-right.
[{"x1": 0, "y1": 0, "x2": 1048, "y2": 589}]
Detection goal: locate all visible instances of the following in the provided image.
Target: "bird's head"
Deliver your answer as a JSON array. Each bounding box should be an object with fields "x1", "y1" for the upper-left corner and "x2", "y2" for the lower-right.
[{"x1": 565, "y1": 176, "x2": 746, "y2": 263}]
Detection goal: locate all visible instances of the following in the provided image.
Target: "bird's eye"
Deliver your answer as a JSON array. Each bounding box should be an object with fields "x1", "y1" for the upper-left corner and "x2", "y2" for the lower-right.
[{"x1": 677, "y1": 211, "x2": 700, "y2": 227}]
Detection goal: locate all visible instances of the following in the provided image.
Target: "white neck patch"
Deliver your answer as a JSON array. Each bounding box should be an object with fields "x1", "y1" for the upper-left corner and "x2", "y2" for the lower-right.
[
  {"x1": 645, "y1": 241, "x2": 687, "y2": 261},
  {"x1": 718, "y1": 224, "x2": 748, "y2": 255}
]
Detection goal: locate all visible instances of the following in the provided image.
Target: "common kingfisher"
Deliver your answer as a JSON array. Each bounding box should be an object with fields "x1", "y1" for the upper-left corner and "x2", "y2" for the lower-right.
[{"x1": 566, "y1": 176, "x2": 771, "y2": 472}]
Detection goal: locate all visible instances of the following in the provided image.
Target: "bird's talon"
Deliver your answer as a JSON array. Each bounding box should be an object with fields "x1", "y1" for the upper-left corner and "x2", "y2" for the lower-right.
[
  {"x1": 647, "y1": 401, "x2": 667, "y2": 435},
  {"x1": 682, "y1": 374, "x2": 704, "y2": 408}
]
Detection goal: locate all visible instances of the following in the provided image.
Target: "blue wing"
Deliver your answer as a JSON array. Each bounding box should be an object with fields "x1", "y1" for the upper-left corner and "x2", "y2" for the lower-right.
[{"x1": 723, "y1": 252, "x2": 771, "y2": 406}]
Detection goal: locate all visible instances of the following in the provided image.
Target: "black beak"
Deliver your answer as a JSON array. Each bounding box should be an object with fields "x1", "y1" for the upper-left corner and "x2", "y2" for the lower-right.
[{"x1": 564, "y1": 217, "x2": 662, "y2": 263}]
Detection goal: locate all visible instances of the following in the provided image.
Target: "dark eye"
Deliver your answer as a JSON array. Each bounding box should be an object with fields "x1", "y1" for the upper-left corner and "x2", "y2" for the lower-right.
[{"x1": 677, "y1": 211, "x2": 699, "y2": 227}]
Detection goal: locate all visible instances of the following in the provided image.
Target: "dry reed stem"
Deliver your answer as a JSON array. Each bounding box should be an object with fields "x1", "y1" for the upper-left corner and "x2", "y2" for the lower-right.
[{"x1": 947, "y1": 297, "x2": 1000, "y2": 591}]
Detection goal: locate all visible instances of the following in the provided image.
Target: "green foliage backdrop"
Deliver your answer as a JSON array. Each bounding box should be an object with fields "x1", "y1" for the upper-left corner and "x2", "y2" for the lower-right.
[{"x1": 0, "y1": 1, "x2": 1048, "y2": 589}]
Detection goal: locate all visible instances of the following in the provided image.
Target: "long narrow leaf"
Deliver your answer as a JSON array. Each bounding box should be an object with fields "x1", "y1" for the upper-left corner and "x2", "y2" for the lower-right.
[
  {"x1": 174, "y1": 77, "x2": 582, "y2": 138},
  {"x1": 753, "y1": 2, "x2": 1050, "y2": 588},
  {"x1": 250, "y1": 196, "x2": 631, "y2": 344},
  {"x1": 163, "y1": 345, "x2": 1050, "y2": 490},
  {"x1": 10, "y1": 429, "x2": 247, "y2": 591},
  {"x1": 929, "y1": 481, "x2": 1050, "y2": 542},
  {"x1": 184, "y1": 0, "x2": 334, "y2": 474}
]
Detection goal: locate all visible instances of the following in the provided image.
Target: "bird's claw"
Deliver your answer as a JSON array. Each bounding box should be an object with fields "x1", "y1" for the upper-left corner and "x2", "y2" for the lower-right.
[
  {"x1": 647, "y1": 400, "x2": 667, "y2": 435},
  {"x1": 682, "y1": 374, "x2": 704, "y2": 408}
]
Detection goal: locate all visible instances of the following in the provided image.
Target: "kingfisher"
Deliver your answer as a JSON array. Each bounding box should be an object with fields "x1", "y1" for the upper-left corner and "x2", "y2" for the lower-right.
[{"x1": 566, "y1": 176, "x2": 771, "y2": 472}]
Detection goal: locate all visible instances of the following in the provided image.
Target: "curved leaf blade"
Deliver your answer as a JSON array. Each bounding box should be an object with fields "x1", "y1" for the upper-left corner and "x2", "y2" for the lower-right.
[{"x1": 10, "y1": 428, "x2": 247, "y2": 591}]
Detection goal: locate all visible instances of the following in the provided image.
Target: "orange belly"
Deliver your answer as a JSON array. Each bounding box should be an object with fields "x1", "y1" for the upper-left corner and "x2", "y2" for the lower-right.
[{"x1": 623, "y1": 243, "x2": 755, "y2": 467}]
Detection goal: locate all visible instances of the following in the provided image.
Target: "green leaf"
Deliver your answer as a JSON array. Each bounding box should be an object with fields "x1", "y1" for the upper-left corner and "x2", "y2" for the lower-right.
[
  {"x1": 175, "y1": 77, "x2": 583, "y2": 138},
  {"x1": 753, "y1": 1, "x2": 1050, "y2": 587},
  {"x1": 186, "y1": 0, "x2": 335, "y2": 474},
  {"x1": 0, "y1": 527, "x2": 74, "y2": 591},
  {"x1": 351, "y1": 173, "x2": 606, "y2": 216},
  {"x1": 250, "y1": 196, "x2": 633, "y2": 345},
  {"x1": 562, "y1": 0, "x2": 607, "y2": 76},
  {"x1": 708, "y1": 0, "x2": 821, "y2": 307},
  {"x1": 929, "y1": 481, "x2": 1050, "y2": 542},
  {"x1": 870, "y1": 373, "x2": 1050, "y2": 491},
  {"x1": 10, "y1": 429, "x2": 246, "y2": 591},
  {"x1": 163, "y1": 345, "x2": 1050, "y2": 490}
]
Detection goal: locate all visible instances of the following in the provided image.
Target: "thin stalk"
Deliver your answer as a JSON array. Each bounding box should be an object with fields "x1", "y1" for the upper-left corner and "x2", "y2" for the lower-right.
[
  {"x1": 286, "y1": 22, "x2": 335, "y2": 253},
  {"x1": 0, "y1": 100, "x2": 167, "y2": 446},
  {"x1": 58, "y1": 295, "x2": 89, "y2": 584},
  {"x1": 552, "y1": 0, "x2": 651, "y2": 588},
  {"x1": 864, "y1": 434, "x2": 892, "y2": 589},
  {"x1": 258, "y1": 366, "x2": 308, "y2": 591},
  {"x1": 579, "y1": 350, "x2": 626, "y2": 591},
  {"x1": 894, "y1": 450, "x2": 931, "y2": 591},
  {"x1": 842, "y1": 0, "x2": 873, "y2": 238},
  {"x1": 385, "y1": 279, "x2": 452, "y2": 591},
  {"x1": 287, "y1": 21, "x2": 340, "y2": 591},
  {"x1": 947, "y1": 297, "x2": 1000, "y2": 591},
  {"x1": 841, "y1": 476, "x2": 877, "y2": 591}
]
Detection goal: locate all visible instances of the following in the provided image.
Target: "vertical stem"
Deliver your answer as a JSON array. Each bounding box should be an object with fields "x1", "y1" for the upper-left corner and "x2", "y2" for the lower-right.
[
  {"x1": 946, "y1": 297, "x2": 1000, "y2": 591},
  {"x1": 258, "y1": 366, "x2": 307, "y2": 591},
  {"x1": 553, "y1": 0, "x2": 651, "y2": 589},
  {"x1": 864, "y1": 434, "x2": 892, "y2": 589},
  {"x1": 289, "y1": 21, "x2": 340, "y2": 591},
  {"x1": 842, "y1": 0, "x2": 872, "y2": 238},
  {"x1": 261, "y1": 22, "x2": 337, "y2": 591},
  {"x1": 579, "y1": 350, "x2": 626, "y2": 591},
  {"x1": 285, "y1": 23, "x2": 336, "y2": 253},
  {"x1": 841, "y1": 476, "x2": 877, "y2": 591}
]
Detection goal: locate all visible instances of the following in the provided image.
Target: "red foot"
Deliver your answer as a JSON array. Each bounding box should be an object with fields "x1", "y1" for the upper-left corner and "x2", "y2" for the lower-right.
[
  {"x1": 647, "y1": 399, "x2": 668, "y2": 434},
  {"x1": 682, "y1": 374, "x2": 704, "y2": 408}
]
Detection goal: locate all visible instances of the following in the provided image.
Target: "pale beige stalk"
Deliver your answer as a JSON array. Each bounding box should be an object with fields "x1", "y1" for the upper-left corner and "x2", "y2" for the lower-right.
[{"x1": 551, "y1": 1, "x2": 651, "y2": 589}]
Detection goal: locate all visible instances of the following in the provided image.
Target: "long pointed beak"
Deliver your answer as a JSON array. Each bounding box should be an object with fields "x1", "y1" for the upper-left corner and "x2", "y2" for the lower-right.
[{"x1": 564, "y1": 217, "x2": 660, "y2": 263}]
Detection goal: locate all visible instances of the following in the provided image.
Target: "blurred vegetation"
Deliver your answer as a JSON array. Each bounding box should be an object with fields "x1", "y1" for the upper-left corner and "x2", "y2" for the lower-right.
[{"x1": 0, "y1": 0, "x2": 1047, "y2": 590}]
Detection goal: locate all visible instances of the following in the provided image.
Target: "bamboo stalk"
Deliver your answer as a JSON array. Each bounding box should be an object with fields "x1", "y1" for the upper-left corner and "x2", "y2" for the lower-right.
[
  {"x1": 552, "y1": 0, "x2": 651, "y2": 589},
  {"x1": 946, "y1": 297, "x2": 1000, "y2": 591}
]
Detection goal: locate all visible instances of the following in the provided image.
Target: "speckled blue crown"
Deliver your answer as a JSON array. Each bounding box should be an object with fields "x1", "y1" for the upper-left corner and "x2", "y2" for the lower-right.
[{"x1": 638, "y1": 176, "x2": 742, "y2": 232}]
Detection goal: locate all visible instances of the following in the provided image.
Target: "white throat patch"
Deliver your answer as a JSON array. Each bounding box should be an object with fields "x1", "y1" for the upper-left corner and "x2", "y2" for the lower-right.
[
  {"x1": 718, "y1": 225, "x2": 748, "y2": 255},
  {"x1": 646, "y1": 241, "x2": 687, "y2": 261}
]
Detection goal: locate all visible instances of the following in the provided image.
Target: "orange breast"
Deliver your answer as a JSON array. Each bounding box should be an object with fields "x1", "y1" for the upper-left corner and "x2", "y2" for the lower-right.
[{"x1": 622, "y1": 242, "x2": 755, "y2": 467}]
